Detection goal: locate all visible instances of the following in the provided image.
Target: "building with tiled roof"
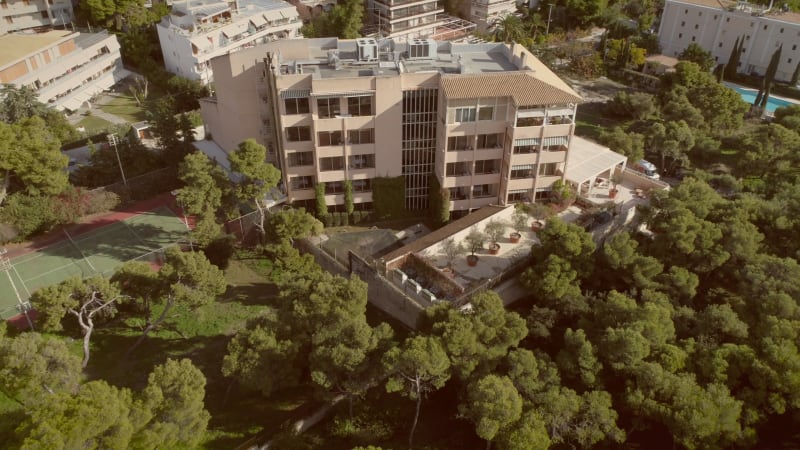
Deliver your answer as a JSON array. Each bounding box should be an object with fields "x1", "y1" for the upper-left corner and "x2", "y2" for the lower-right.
[
  {"x1": 200, "y1": 37, "x2": 589, "y2": 217},
  {"x1": 658, "y1": 0, "x2": 800, "y2": 81},
  {"x1": 156, "y1": 0, "x2": 300, "y2": 84}
]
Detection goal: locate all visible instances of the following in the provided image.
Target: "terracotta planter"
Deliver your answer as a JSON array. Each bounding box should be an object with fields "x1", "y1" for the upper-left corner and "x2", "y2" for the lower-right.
[
  {"x1": 488, "y1": 243, "x2": 500, "y2": 255},
  {"x1": 609, "y1": 189, "x2": 618, "y2": 199},
  {"x1": 531, "y1": 220, "x2": 544, "y2": 232},
  {"x1": 509, "y1": 232, "x2": 521, "y2": 243},
  {"x1": 467, "y1": 255, "x2": 479, "y2": 267}
]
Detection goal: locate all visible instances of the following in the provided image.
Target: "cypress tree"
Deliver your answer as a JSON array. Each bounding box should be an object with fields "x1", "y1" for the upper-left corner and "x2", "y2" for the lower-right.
[
  {"x1": 315, "y1": 182, "x2": 328, "y2": 220},
  {"x1": 760, "y1": 45, "x2": 782, "y2": 109},
  {"x1": 725, "y1": 36, "x2": 741, "y2": 79},
  {"x1": 791, "y1": 60, "x2": 800, "y2": 86}
]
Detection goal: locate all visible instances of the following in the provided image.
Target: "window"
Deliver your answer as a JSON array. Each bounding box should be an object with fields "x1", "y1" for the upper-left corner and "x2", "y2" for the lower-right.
[
  {"x1": 698, "y1": 11, "x2": 702, "y2": 16},
  {"x1": 446, "y1": 162, "x2": 471, "y2": 176},
  {"x1": 5, "y1": 16, "x2": 12, "y2": 23},
  {"x1": 453, "y1": 107, "x2": 476, "y2": 123},
  {"x1": 789, "y1": 58, "x2": 793, "y2": 64},
  {"x1": 317, "y1": 98, "x2": 340, "y2": 118},
  {"x1": 678, "y1": 33, "x2": 683, "y2": 39},
  {"x1": 538, "y1": 163, "x2": 557, "y2": 176},
  {"x1": 726, "y1": 17, "x2": 730, "y2": 22},
  {"x1": 319, "y1": 157, "x2": 345, "y2": 171},
  {"x1": 694, "y1": 24, "x2": 698, "y2": 29},
  {"x1": 513, "y1": 144, "x2": 537, "y2": 154},
  {"x1": 286, "y1": 126, "x2": 311, "y2": 142},
  {"x1": 510, "y1": 165, "x2": 535, "y2": 179},
  {"x1": 692, "y1": 36, "x2": 696, "y2": 42},
  {"x1": 719, "y1": 42, "x2": 723, "y2": 47},
  {"x1": 780, "y1": 28, "x2": 784, "y2": 33},
  {"x1": 347, "y1": 96, "x2": 372, "y2": 116},
  {"x1": 325, "y1": 181, "x2": 345, "y2": 194},
  {"x1": 478, "y1": 106, "x2": 494, "y2": 120},
  {"x1": 472, "y1": 184, "x2": 493, "y2": 197},
  {"x1": 287, "y1": 151, "x2": 313, "y2": 167},
  {"x1": 284, "y1": 98, "x2": 309, "y2": 114},
  {"x1": 507, "y1": 190, "x2": 533, "y2": 202},
  {"x1": 41, "y1": 10, "x2": 49, "y2": 18},
  {"x1": 318, "y1": 130, "x2": 343, "y2": 146},
  {"x1": 714, "y1": 15, "x2": 717, "y2": 20},
  {"x1": 746, "y1": 35, "x2": 750, "y2": 40},
  {"x1": 290, "y1": 176, "x2": 314, "y2": 190},
  {"x1": 349, "y1": 154, "x2": 375, "y2": 169},
  {"x1": 681, "y1": 21, "x2": 685, "y2": 26},
  {"x1": 447, "y1": 135, "x2": 472, "y2": 151},
  {"x1": 449, "y1": 187, "x2": 469, "y2": 200},
  {"x1": 793, "y1": 45, "x2": 797, "y2": 50},
  {"x1": 474, "y1": 159, "x2": 499, "y2": 174},
  {"x1": 348, "y1": 128, "x2": 374, "y2": 144},
  {"x1": 476, "y1": 133, "x2": 502, "y2": 149},
  {"x1": 352, "y1": 179, "x2": 372, "y2": 192},
  {"x1": 764, "y1": 25, "x2": 768, "y2": 30}
]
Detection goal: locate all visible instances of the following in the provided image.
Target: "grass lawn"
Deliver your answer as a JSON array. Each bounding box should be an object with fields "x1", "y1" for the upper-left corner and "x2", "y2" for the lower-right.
[
  {"x1": 73, "y1": 257, "x2": 307, "y2": 449},
  {"x1": 76, "y1": 115, "x2": 115, "y2": 135},
  {"x1": 575, "y1": 102, "x2": 631, "y2": 141},
  {"x1": 99, "y1": 94, "x2": 148, "y2": 124}
]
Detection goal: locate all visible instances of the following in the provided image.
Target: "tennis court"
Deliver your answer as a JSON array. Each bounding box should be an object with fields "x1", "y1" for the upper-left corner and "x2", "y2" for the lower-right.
[{"x1": 0, "y1": 206, "x2": 189, "y2": 319}]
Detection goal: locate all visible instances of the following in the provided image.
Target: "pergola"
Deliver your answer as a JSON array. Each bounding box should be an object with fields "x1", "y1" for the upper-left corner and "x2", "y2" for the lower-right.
[
  {"x1": 431, "y1": 15, "x2": 477, "y2": 41},
  {"x1": 565, "y1": 136, "x2": 628, "y2": 197}
]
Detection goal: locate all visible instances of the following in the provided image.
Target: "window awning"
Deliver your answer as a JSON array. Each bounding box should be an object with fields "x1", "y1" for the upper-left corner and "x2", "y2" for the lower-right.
[
  {"x1": 514, "y1": 138, "x2": 540, "y2": 147},
  {"x1": 311, "y1": 91, "x2": 374, "y2": 99},
  {"x1": 280, "y1": 89, "x2": 310, "y2": 99},
  {"x1": 250, "y1": 14, "x2": 267, "y2": 28},
  {"x1": 543, "y1": 136, "x2": 569, "y2": 146},
  {"x1": 548, "y1": 107, "x2": 573, "y2": 116},
  {"x1": 263, "y1": 10, "x2": 284, "y2": 23},
  {"x1": 511, "y1": 164, "x2": 535, "y2": 170},
  {"x1": 565, "y1": 136, "x2": 628, "y2": 186},
  {"x1": 517, "y1": 109, "x2": 546, "y2": 118},
  {"x1": 508, "y1": 189, "x2": 534, "y2": 194}
]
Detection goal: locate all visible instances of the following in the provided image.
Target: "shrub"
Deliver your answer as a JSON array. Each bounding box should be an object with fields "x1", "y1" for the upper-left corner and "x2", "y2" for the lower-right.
[
  {"x1": 333, "y1": 212, "x2": 342, "y2": 227},
  {"x1": 324, "y1": 214, "x2": 334, "y2": 228},
  {"x1": 0, "y1": 193, "x2": 57, "y2": 240},
  {"x1": 203, "y1": 235, "x2": 236, "y2": 269},
  {"x1": 352, "y1": 210, "x2": 362, "y2": 224},
  {"x1": 84, "y1": 190, "x2": 121, "y2": 215},
  {"x1": 341, "y1": 211, "x2": 349, "y2": 226}
]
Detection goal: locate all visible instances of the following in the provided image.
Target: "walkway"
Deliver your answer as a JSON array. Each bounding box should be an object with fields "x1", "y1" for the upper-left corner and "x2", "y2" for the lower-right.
[{"x1": 66, "y1": 92, "x2": 132, "y2": 127}]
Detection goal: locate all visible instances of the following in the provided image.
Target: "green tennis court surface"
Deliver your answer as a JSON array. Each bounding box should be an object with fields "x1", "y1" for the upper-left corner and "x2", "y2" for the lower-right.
[{"x1": 0, "y1": 206, "x2": 188, "y2": 319}]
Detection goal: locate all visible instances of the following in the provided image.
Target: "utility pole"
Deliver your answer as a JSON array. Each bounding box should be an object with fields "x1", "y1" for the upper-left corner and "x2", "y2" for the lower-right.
[
  {"x1": 546, "y1": 4, "x2": 553, "y2": 36},
  {"x1": 107, "y1": 134, "x2": 128, "y2": 188}
]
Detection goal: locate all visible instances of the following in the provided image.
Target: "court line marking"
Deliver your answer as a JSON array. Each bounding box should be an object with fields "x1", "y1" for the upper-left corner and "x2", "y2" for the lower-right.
[{"x1": 12, "y1": 265, "x2": 31, "y2": 298}]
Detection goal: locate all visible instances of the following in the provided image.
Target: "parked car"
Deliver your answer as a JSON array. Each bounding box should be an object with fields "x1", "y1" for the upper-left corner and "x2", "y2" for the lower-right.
[{"x1": 633, "y1": 160, "x2": 660, "y2": 180}]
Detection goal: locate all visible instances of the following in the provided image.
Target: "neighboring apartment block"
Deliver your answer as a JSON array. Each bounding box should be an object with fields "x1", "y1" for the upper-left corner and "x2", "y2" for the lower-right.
[
  {"x1": 659, "y1": 0, "x2": 800, "y2": 81},
  {"x1": 156, "y1": 0, "x2": 301, "y2": 84},
  {"x1": 0, "y1": 0, "x2": 73, "y2": 34},
  {"x1": 0, "y1": 30, "x2": 129, "y2": 111},
  {"x1": 368, "y1": 0, "x2": 444, "y2": 42},
  {"x1": 463, "y1": 0, "x2": 517, "y2": 32},
  {"x1": 200, "y1": 37, "x2": 583, "y2": 216}
]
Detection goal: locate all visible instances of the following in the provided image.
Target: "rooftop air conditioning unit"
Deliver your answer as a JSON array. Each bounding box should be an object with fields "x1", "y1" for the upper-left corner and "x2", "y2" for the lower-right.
[
  {"x1": 356, "y1": 38, "x2": 378, "y2": 61},
  {"x1": 407, "y1": 39, "x2": 436, "y2": 60}
]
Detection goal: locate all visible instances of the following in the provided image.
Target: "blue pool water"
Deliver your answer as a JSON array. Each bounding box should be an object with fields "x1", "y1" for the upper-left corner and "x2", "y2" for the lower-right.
[{"x1": 725, "y1": 83, "x2": 797, "y2": 113}]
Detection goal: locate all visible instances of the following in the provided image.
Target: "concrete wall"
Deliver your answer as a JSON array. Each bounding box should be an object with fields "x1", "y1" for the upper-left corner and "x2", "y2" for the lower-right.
[{"x1": 298, "y1": 239, "x2": 424, "y2": 329}]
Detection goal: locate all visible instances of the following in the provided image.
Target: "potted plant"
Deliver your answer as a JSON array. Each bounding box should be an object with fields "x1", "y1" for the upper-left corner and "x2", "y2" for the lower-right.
[
  {"x1": 483, "y1": 219, "x2": 505, "y2": 255},
  {"x1": 528, "y1": 202, "x2": 551, "y2": 231},
  {"x1": 440, "y1": 237, "x2": 465, "y2": 275},
  {"x1": 464, "y1": 227, "x2": 486, "y2": 266},
  {"x1": 510, "y1": 208, "x2": 528, "y2": 243}
]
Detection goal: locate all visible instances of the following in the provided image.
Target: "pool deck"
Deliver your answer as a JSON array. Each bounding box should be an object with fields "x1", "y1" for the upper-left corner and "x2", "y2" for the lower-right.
[{"x1": 724, "y1": 81, "x2": 800, "y2": 116}]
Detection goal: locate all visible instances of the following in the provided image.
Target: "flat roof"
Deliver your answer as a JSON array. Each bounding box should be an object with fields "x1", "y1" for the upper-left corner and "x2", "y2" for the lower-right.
[
  {"x1": 565, "y1": 136, "x2": 628, "y2": 185},
  {"x1": 667, "y1": 0, "x2": 800, "y2": 25},
  {"x1": 0, "y1": 30, "x2": 73, "y2": 69}
]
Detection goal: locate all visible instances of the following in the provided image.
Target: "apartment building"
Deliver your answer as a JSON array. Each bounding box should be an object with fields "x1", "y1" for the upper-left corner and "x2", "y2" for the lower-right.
[
  {"x1": 463, "y1": 0, "x2": 517, "y2": 32},
  {"x1": 659, "y1": 0, "x2": 800, "y2": 81},
  {"x1": 156, "y1": 0, "x2": 301, "y2": 84},
  {"x1": 0, "y1": 30, "x2": 129, "y2": 111},
  {"x1": 367, "y1": 0, "x2": 444, "y2": 42},
  {"x1": 200, "y1": 37, "x2": 584, "y2": 216},
  {"x1": 0, "y1": 0, "x2": 73, "y2": 34}
]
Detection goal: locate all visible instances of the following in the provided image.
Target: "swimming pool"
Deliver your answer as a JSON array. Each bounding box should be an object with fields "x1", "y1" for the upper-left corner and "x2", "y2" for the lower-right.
[{"x1": 725, "y1": 83, "x2": 798, "y2": 113}]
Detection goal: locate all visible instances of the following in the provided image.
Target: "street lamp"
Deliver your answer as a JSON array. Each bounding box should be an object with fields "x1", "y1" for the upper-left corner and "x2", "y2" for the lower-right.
[{"x1": 107, "y1": 134, "x2": 128, "y2": 188}]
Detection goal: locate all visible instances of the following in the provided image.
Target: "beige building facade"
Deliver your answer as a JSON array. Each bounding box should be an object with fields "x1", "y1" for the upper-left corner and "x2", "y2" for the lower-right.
[
  {"x1": 201, "y1": 37, "x2": 582, "y2": 216},
  {"x1": 0, "y1": 30, "x2": 128, "y2": 111},
  {"x1": 0, "y1": 0, "x2": 73, "y2": 34}
]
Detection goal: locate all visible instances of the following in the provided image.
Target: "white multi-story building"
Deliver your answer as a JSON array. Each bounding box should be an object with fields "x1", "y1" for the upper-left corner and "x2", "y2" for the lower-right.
[
  {"x1": 368, "y1": 0, "x2": 444, "y2": 42},
  {"x1": 0, "y1": 30, "x2": 129, "y2": 111},
  {"x1": 658, "y1": 0, "x2": 800, "y2": 81},
  {"x1": 465, "y1": 0, "x2": 517, "y2": 32},
  {"x1": 156, "y1": 0, "x2": 301, "y2": 84},
  {"x1": 0, "y1": 0, "x2": 73, "y2": 34},
  {"x1": 200, "y1": 38, "x2": 631, "y2": 217}
]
